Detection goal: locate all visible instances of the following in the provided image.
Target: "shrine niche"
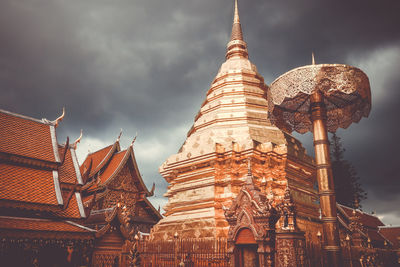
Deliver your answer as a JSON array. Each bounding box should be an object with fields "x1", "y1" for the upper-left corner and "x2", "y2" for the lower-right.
[{"x1": 224, "y1": 163, "x2": 280, "y2": 267}]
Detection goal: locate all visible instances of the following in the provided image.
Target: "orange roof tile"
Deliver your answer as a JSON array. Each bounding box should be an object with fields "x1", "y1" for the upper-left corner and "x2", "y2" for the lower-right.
[
  {"x1": 98, "y1": 150, "x2": 127, "y2": 184},
  {"x1": 80, "y1": 144, "x2": 114, "y2": 176},
  {"x1": 58, "y1": 146, "x2": 79, "y2": 184},
  {"x1": 367, "y1": 229, "x2": 385, "y2": 242},
  {"x1": 54, "y1": 193, "x2": 84, "y2": 219},
  {"x1": 0, "y1": 216, "x2": 91, "y2": 233},
  {"x1": 339, "y1": 205, "x2": 385, "y2": 229},
  {"x1": 379, "y1": 227, "x2": 400, "y2": 248},
  {"x1": 0, "y1": 163, "x2": 59, "y2": 205},
  {"x1": 82, "y1": 194, "x2": 94, "y2": 205},
  {"x1": 0, "y1": 110, "x2": 58, "y2": 162}
]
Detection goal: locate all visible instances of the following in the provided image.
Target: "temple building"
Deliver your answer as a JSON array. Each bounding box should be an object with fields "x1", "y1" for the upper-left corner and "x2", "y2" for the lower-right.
[
  {"x1": 0, "y1": 109, "x2": 94, "y2": 266},
  {"x1": 80, "y1": 138, "x2": 162, "y2": 265},
  {"x1": 150, "y1": 0, "x2": 320, "y2": 241},
  {"x1": 0, "y1": 108, "x2": 162, "y2": 266}
]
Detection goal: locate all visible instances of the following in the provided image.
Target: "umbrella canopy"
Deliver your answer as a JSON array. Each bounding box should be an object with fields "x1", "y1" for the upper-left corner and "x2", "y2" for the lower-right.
[{"x1": 270, "y1": 64, "x2": 371, "y2": 134}]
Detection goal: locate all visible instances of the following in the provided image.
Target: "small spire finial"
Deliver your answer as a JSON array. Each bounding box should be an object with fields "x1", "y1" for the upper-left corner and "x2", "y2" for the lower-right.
[
  {"x1": 234, "y1": 0, "x2": 240, "y2": 24},
  {"x1": 226, "y1": 0, "x2": 248, "y2": 59},
  {"x1": 312, "y1": 52, "x2": 315, "y2": 65},
  {"x1": 245, "y1": 158, "x2": 253, "y2": 185},
  {"x1": 230, "y1": 0, "x2": 243, "y2": 42}
]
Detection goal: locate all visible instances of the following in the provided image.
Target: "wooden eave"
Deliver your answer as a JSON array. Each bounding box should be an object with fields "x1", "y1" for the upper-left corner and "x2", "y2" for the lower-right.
[
  {"x1": 0, "y1": 228, "x2": 94, "y2": 241},
  {"x1": 0, "y1": 152, "x2": 59, "y2": 170},
  {"x1": 141, "y1": 198, "x2": 163, "y2": 221},
  {"x1": 0, "y1": 198, "x2": 61, "y2": 213}
]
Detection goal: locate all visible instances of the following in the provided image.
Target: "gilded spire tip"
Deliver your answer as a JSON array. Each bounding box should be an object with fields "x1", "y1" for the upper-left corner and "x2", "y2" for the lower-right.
[
  {"x1": 230, "y1": 0, "x2": 243, "y2": 42},
  {"x1": 312, "y1": 52, "x2": 315, "y2": 65},
  {"x1": 234, "y1": 0, "x2": 240, "y2": 24},
  {"x1": 226, "y1": 0, "x2": 248, "y2": 59}
]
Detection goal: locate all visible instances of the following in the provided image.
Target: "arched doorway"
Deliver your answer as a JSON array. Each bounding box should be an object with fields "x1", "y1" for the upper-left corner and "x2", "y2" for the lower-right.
[{"x1": 234, "y1": 228, "x2": 259, "y2": 267}]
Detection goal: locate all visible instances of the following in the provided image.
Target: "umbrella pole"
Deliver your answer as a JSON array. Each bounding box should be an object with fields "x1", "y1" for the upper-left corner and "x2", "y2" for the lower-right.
[{"x1": 310, "y1": 90, "x2": 342, "y2": 267}]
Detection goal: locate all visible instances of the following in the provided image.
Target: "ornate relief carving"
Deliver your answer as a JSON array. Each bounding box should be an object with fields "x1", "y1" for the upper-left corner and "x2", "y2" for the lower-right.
[
  {"x1": 270, "y1": 64, "x2": 371, "y2": 134},
  {"x1": 225, "y1": 164, "x2": 280, "y2": 267},
  {"x1": 275, "y1": 236, "x2": 306, "y2": 267},
  {"x1": 277, "y1": 186, "x2": 297, "y2": 231},
  {"x1": 109, "y1": 165, "x2": 138, "y2": 193}
]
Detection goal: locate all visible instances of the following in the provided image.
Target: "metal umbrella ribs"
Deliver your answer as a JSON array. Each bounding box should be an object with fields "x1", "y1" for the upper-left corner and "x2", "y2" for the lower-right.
[{"x1": 269, "y1": 55, "x2": 371, "y2": 267}]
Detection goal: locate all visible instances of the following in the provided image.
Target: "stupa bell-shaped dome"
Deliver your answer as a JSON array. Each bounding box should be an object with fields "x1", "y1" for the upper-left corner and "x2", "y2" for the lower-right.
[{"x1": 161, "y1": 0, "x2": 294, "y2": 168}]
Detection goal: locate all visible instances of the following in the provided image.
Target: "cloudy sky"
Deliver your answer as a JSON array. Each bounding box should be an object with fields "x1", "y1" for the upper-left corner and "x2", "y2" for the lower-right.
[{"x1": 1, "y1": 0, "x2": 399, "y2": 225}]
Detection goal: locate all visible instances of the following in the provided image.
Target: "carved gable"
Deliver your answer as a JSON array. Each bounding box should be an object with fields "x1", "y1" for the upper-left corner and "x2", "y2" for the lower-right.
[
  {"x1": 108, "y1": 163, "x2": 138, "y2": 193},
  {"x1": 225, "y1": 167, "x2": 280, "y2": 242}
]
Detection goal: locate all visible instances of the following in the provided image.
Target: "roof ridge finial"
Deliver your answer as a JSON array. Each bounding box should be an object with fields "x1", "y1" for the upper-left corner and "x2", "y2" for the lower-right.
[
  {"x1": 72, "y1": 129, "x2": 83, "y2": 150},
  {"x1": 116, "y1": 128, "x2": 123, "y2": 142},
  {"x1": 53, "y1": 107, "x2": 65, "y2": 128},
  {"x1": 130, "y1": 132, "x2": 138, "y2": 147}
]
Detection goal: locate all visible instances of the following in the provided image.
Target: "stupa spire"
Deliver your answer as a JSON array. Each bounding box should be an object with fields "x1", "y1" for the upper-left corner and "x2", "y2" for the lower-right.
[
  {"x1": 226, "y1": 0, "x2": 248, "y2": 59},
  {"x1": 230, "y1": 0, "x2": 243, "y2": 41}
]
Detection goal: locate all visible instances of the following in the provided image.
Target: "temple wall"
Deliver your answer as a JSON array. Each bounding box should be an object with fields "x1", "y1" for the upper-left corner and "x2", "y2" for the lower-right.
[{"x1": 151, "y1": 142, "x2": 318, "y2": 240}]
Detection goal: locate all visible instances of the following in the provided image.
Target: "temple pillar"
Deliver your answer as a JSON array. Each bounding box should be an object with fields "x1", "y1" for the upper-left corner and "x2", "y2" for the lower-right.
[{"x1": 275, "y1": 230, "x2": 306, "y2": 267}]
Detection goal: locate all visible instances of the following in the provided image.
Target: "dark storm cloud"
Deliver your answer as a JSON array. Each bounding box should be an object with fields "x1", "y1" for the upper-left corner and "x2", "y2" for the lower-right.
[
  {"x1": 242, "y1": 0, "x2": 400, "y2": 76},
  {"x1": 0, "y1": 0, "x2": 399, "y2": 222}
]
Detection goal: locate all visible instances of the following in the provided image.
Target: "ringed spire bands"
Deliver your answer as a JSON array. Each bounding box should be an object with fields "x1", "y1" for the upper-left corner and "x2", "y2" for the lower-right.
[{"x1": 226, "y1": 0, "x2": 248, "y2": 59}]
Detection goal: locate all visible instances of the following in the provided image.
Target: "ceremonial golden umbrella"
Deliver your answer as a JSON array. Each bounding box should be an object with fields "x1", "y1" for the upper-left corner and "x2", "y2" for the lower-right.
[{"x1": 269, "y1": 54, "x2": 371, "y2": 267}]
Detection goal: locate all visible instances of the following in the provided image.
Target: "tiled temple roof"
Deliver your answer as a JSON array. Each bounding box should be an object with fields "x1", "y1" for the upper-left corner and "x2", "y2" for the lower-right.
[
  {"x1": 0, "y1": 163, "x2": 59, "y2": 205},
  {"x1": 81, "y1": 142, "x2": 161, "y2": 222},
  {"x1": 0, "y1": 109, "x2": 59, "y2": 163},
  {"x1": 337, "y1": 204, "x2": 390, "y2": 247},
  {"x1": 0, "y1": 109, "x2": 86, "y2": 220},
  {"x1": 80, "y1": 143, "x2": 119, "y2": 177},
  {"x1": 82, "y1": 144, "x2": 152, "y2": 196},
  {"x1": 99, "y1": 150, "x2": 127, "y2": 184},
  {"x1": 339, "y1": 204, "x2": 385, "y2": 229},
  {"x1": 58, "y1": 145, "x2": 79, "y2": 184},
  {"x1": 378, "y1": 226, "x2": 400, "y2": 248}
]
